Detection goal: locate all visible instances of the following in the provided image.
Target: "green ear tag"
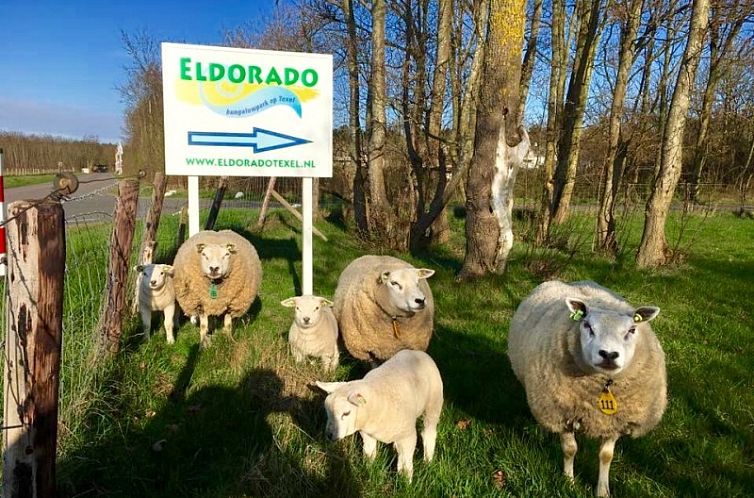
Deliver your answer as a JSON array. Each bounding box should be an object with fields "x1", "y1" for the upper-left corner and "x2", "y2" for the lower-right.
[
  {"x1": 209, "y1": 282, "x2": 218, "y2": 299},
  {"x1": 633, "y1": 313, "x2": 643, "y2": 323},
  {"x1": 570, "y1": 310, "x2": 584, "y2": 321}
]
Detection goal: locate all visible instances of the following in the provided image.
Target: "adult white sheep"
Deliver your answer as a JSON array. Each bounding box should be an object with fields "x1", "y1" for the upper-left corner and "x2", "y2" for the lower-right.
[
  {"x1": 173, "y1": 230, "x2": 262, "y2": 347},
  {"x1": 135, "y1": 263, "x2": 177, "y2": 344},
  {"x1": 281, "y1": 294, "x2": 339, "y2": 372},
  {"x1": 315, "y1": 349, "x2": 443, "y2": 482},
  {"x1": 333, "y1": 255, "x2": 435, "y2": 362},
  {"x1": 508, "y1": 280, "x2": 666, "y2": 497}
]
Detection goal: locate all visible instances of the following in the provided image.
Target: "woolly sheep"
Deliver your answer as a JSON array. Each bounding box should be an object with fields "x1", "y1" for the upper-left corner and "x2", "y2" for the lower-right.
[
  {"x1": 281, "y1": 295, "x2": 339, "y2": 372},
  {"x1": 333, "y1": 255, "x2": 435, "y2": 362},
  {"x1": 135, "y1": 264, "x2": 177, "y2": 344},
  {"x1": 173, "y1": 230, "x2": 262, "y2": 347},
  {"x1": 315, "y1": 349, "x2": 443, "y2": 482},
  {"x1": 508, "y1": 280, "x2": 666, "y2": 497}
]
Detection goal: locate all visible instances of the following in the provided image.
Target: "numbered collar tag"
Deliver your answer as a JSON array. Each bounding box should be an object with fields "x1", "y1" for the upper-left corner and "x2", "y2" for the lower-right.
[
  {"x1": 209, "y1": 282, "x2": 218, "y2": 299},
  {"x1": 597, "y1": 385, "x2": 618, "y2": 415}
]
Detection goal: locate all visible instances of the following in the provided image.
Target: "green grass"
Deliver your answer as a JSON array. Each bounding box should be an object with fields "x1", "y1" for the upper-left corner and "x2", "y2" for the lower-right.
[
  {"x1": 10, "y1": 206, "x2": 754, "y2": 497},
  {"x1": 4, "y1": 173, "x2": 56, "y2": 189}
]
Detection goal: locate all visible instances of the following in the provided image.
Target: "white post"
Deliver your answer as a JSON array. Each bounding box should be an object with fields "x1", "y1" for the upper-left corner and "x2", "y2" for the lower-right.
[
  {"x1": 302, "y1": 177, "x2": 313, "y2": 295},
  {"x1": 188, "y1": 175, "x2": 200, "y2": 236}
]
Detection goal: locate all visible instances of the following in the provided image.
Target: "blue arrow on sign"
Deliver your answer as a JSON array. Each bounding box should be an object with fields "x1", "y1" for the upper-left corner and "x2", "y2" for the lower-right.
[{"x1": 188, "y1": 127, "x2": 311, "y2": 154}]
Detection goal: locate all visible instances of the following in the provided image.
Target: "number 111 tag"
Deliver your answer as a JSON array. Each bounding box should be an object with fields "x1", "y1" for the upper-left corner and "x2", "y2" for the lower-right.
[{"x1": 597, "y1": 389, "x2": 618, "y2": 415}]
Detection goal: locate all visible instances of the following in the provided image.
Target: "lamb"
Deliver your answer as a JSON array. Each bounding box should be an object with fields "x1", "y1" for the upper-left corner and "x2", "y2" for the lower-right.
[
  {"x1": 315, "y1": 349, "x2": 443, "y2": 482},
  {"x1": 508, "y1": 280, "x2": 667, "y2": 497},
  {"x1": 332, "y1": 255, "x2": 435, "y2": 362},
  {"x1": 281, "y1": 294, "x2": 339, "y2": 372},
  {"x1": 172, "y1": 230, "x2": 262, "y2": 347},
  {"x1": 135, "y1": 263, "x2": 177, "y2": 344}
]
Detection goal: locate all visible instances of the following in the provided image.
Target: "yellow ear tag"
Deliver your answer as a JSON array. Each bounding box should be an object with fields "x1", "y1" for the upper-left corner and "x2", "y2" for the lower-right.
[{"x1": 597, "y1": 388, "x2": 618, "y2": 415}]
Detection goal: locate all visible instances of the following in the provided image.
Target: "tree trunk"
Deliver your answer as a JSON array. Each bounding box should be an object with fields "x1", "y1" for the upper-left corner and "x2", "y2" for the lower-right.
[
  {"x1": 344, "y1": 0, "x2": 368, "y2": 232},
  {"x1": 637, "y1": 0, "x2": 709, "y2": 267},
  {"x1": 595, "y1": 0, "x2": 643, "y2": 254},
  {"x1": 367, "y1": 0, "x2": 392, "y2": 240},
  {"x1": 459, "y1": 0, "x2": 526, "y2": 280},
  {"x1": 535, "y1": 0, "x2": 566, "y2": 244},
  {"x1": 552, "y1": 0, "x2": 605, "y2": 224},
  {"x1": 516, "y1": 0, "x2": 543, "y2": 125}
]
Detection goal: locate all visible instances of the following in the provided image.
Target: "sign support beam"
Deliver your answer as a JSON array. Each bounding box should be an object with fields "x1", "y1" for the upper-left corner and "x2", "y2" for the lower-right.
[
  {"x1": 188, "y1": 176, "x2": 200, "y2": 236},
  {"x1": 302, "y1": 177, "x2": 313, "y2": 295}
]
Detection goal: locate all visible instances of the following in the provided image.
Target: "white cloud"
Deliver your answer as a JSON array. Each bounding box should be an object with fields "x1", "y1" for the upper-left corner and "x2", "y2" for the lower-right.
[{"x1": 0, "y1": 97, "x2": 124, "y2": 144}]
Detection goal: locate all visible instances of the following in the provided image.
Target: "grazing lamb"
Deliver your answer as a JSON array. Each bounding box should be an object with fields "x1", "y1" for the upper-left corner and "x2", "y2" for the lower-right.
[
  {"x1": 281, "y1": 295, "x2": 339, "y2": 372},
  {"x1": 508, "y1": 280, "x2": 667, "y2": 497},
  {"x1": 316, "y1": 349, "x2": 443, "y2": 482},
  {"x1": 135, "y1": 264, "x2": 177, "y2": 344},
  {"x1": 173, "y1": 230, "x2": 262, "y2": 347},
  {"x1": 333, "y1": 255, "x2": 435, "y2": 362}
]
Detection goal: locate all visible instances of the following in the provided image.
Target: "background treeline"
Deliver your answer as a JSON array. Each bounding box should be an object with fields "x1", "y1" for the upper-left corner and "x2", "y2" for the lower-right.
[
  {"x1": 120, "y1": 0, "x2": 754, "y2": 269},
  {"x1": 0, "y1": 132, "x2": 116, "y2": 174}
]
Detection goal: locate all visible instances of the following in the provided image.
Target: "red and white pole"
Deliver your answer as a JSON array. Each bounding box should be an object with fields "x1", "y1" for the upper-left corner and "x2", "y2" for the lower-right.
[{"x1": 0, "y1": 148, "x2": 6, "y2": 277}]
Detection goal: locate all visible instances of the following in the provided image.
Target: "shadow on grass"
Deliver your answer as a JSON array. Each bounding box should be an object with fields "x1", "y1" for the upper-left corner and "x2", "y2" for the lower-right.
[{"x1": 58, "y1": 346, "x2": 360, "y2": 497}]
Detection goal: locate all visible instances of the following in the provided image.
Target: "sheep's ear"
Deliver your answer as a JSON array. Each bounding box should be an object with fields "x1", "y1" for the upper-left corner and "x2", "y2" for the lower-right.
[
  {"x1": 226, "y1": 243, "x2": 237, "y2": 254},
  {"x1": 379, "y1": 271, "x2": 391, "y2": 284},
  {"x1": 315, "y1": 381, "x2": 344, "y2": 393},
  {"x1": 281, "y1": 297, "x2": 297, "y2": 308},
  {"x1": 565, "y1": 298, "x2": 587, "y2": 321},
  {"x1": 162, "y1": 265, "x2": 174, "y2": 276},
  {"x1": 320, "y1": 298, "x2": 334, "y2": 307},
  {"x1": 633, "y1": 306, "x2": 660, "y2": 323},
  {"x1": 416, "y1": 268, "x2": 435, "y2": 279},
  {"x1": 135, "y1": 265, "x2": 144, "y2": 272},
  {"x1": 195, "y1": 243, "x2": 206, "y2": 253},
  {"x1": 347, "y1": 392, "x2": 367, "y2": 406}
]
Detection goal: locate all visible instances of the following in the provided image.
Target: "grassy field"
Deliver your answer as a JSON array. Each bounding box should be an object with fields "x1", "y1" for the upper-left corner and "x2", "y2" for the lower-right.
[
  {"x1": 11, "y1": 205, "x2": 753, "y2": 497},
  {"x1": 3, "y1": 173, "x2": 56, "y2": 189}
]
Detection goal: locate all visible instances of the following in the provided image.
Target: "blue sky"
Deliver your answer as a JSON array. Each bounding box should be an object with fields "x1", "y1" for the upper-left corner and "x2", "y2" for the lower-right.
[{"x1": 0, "y1": 0, "x2": 279, "y2": 144}]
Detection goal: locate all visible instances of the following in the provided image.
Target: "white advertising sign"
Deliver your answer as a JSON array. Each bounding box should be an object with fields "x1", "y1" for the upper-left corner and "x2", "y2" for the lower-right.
[{"x1": 161, "y1": 42, "x2": 332, "y2": 178}]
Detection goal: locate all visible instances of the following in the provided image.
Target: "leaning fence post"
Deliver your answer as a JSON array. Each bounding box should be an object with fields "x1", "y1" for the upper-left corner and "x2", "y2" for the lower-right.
[
  {"x1": 99, "y1": 178, "x2": 140, "y2": 356},
  {"x1": 2, "y1": 199, "x2": 65, "y2": 498},
  {"x1": 132, "y1": 173, "x2": 167, "y2": 313},
  {"x1": 204, "y1": 176, "x2": 228, "y2": 230}
]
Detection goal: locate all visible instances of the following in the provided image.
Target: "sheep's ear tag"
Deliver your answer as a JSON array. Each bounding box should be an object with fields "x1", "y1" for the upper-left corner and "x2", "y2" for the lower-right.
[
  {"x1": 209, "y1": 283, "x2": 218, "y2": 299},
  {"x1": 597, "y1": 383, "x2": 618, "y2": 415},
  {"x1": 633, "y1": 313, "x2": 643, "y2": 323},
  {"x1": 570, "y1": 309, "x2": 584, "y2": 321}
]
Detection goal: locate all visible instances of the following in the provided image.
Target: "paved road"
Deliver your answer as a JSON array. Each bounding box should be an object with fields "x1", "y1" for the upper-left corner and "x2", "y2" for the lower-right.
[{"x1": 4, "y1": 173, "x2": 268, "y2": 224}]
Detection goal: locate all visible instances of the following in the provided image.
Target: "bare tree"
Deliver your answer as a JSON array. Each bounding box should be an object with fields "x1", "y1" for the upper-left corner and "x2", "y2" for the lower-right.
[
  {"x1": 636, "y1": 0, "x2": 709, "y2": 267},
  {"x1": 595, "y1": 0, "x2": 644, "y2": 254}
]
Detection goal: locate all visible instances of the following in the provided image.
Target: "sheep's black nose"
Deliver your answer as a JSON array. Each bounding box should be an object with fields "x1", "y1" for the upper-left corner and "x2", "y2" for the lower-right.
[
  {"x1": 599, "y1": 350, "x2": 619, "y2": 361},
  {"x1": 209, "y1": 266, "x2": 219, "y2": 273},
  {"x1": 303, "y1": 317, "x2": 311, "y2": 324},
  {"x1": 150, "y1": 280, "x2": 157, "y2": 286},
  {"x1": 326, "y1": 430, "x2": 336, "y2": 441},
  {"x1": 415, "y1": 298, "x2": 425, "y2": 306}
]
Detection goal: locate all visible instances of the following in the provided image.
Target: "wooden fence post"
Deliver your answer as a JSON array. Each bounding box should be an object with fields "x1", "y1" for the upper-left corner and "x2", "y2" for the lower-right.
[
  {"x1": 256, "y1": 177, "x2": 277, "y2": 229},
  {"x1": 2, "y1": 199, "x2": 65, "y2": 498},
  {"x1": 99, "y1": 179, "x2": 139, "y2": 356},
  {"x1": 204, "y1": 176, "x2": 228, "y2": 230}
]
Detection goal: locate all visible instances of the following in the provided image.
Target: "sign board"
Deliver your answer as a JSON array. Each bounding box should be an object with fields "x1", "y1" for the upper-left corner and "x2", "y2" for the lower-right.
[{"x1": 161, "y1": 42, "x2": 332, "y2": 178}]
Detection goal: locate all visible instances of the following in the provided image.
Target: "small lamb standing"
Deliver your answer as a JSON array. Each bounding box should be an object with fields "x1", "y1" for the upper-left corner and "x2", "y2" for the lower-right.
[
  {"x1": 508, "y1": 280, "x2": 667, "y2": 497},
  {"x1": 333, "y1": 255, "x2": 435, "y2": 362},
  {"x1": 173, "y1": 230, "x2": 262, "y2": 347},
  {"x1": 135, "y1": 264, "x2": 177, "y2": 344},
  {"x1": 316, "y1": 349, "x2": 443, "y2": 482},
  {"x1": 281, "y1": 295, "x2": 339, "y2": 372}
]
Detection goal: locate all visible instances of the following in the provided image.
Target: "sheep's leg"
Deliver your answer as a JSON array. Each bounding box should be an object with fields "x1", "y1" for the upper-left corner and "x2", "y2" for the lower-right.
[
  {"x1": 596, "y1": 436, "x2": 618, "y2": 498},
  {"x1": 561, "y1": 431, "x2": 578, "y2": 480},
  {"x1": 291, "y1": 346, "x2": 305, "y2": 363},
  {"x1": 422, "y1": 395, "x2": 442, "y2": 462},
  {"x1": 324, "y1": 350, "x2": 339, "y2": 372},
  {"x1": 360, "y1": 431, "x2": 377, "y2": 460},
  {"x1": 163, "y1": 304, "x2": 175, "y2": 345},
  {"x1": 140, "y1": 307, "x2": 152, "y2": 339},
  {"x1": 199, "y1": 314, "x2": 210, "y2": 347},
  {"x1": 394, "y1": 430, "x2": 417, "y2": 482},
  {"x1": 223, "y1": 313, "x2": 233, "y2": 335}
]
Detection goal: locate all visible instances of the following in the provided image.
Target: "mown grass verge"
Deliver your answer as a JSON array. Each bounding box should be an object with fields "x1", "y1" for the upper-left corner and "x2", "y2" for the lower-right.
[{"x1": 7, "y1": 206, "x2": 754, "y2": 497}]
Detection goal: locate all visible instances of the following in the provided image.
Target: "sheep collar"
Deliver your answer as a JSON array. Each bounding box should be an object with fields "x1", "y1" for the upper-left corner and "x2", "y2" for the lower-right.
[{"x1": 391, "y1": 317, "x2": 401, "y2": 338}]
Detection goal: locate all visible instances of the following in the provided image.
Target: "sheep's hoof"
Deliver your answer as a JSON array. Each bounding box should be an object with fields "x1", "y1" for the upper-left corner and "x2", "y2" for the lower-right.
[{"x1": 200, "y1": 336, "x2": 212, "y2": 349}]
